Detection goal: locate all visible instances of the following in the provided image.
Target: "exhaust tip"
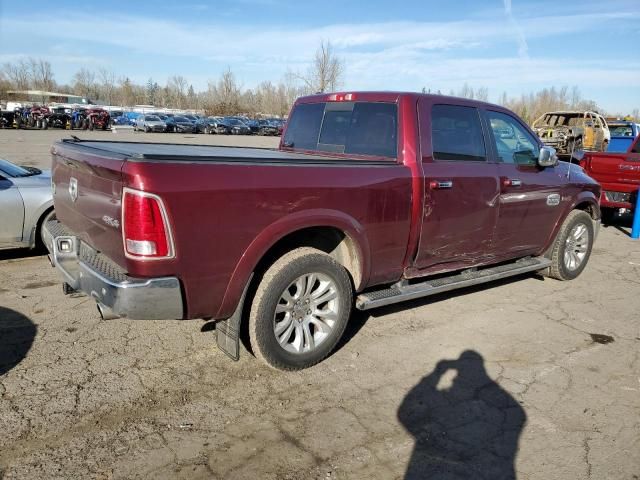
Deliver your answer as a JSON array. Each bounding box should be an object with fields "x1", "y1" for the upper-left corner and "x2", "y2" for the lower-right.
[{"x1": 97, "y1": 302, "x2": 119, "y2": 320}]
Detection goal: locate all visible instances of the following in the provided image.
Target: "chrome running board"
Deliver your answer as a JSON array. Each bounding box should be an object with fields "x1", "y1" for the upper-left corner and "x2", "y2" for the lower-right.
[{"x1": 355, "y1": 256, "x2": 551, "y2": 311}]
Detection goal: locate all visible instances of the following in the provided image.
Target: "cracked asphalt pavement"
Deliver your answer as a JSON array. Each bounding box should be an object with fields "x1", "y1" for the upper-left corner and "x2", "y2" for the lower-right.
[{"x1": 1, "y1": 129, "x2": 639, "y2": 479}]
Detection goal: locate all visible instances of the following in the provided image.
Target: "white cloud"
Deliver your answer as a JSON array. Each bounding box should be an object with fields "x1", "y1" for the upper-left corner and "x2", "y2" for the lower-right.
[
  {"x1": 1, "y1": 7, "x2": 638, "y2": 112},
  {"x1": 503, "y1": 0, "x2": 529, "y2": 58}
]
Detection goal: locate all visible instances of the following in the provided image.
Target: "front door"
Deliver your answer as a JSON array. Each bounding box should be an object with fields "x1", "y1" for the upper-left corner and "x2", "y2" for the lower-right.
[
  {"x1": 0, "y1": 177, "x2": 25, "y2": 245},
  {"x1": 414, "y1": 101, "x2": 500, "y2": 272},
  {"x1": 484, "y1": 109, "x2": 565, "y2": 257}
]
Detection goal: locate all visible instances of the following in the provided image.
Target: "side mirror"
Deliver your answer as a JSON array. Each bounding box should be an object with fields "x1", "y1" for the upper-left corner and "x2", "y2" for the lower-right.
[{"x1": 538, "y1": 146, "x2": 558, "y2": 167}]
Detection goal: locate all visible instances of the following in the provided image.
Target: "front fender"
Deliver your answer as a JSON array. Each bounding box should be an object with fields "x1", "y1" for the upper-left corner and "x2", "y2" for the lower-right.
[
  {"x1": 215, "y1": 209, "x2": 370, "y2": 319},
  {"x1": 542, "y1": 190, "x2": 600, "y2": 255}
]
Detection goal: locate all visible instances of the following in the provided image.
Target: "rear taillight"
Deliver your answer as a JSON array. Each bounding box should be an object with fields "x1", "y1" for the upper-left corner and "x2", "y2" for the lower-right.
[{"x1": 122, "y1": 188, "x2": 174, "y2": 259}]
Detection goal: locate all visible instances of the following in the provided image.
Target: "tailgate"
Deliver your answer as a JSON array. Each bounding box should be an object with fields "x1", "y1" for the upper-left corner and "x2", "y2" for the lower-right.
[
  {"x1": 51, "y1": 141, "x2": 127, "y2": 268},
  {"x1": 583, "y1": 152, "x2": 640, "y2": 184}
]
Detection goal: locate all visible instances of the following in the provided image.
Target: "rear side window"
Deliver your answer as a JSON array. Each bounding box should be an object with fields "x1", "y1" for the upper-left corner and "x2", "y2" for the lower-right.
[
  {"x1": 431, "y1": 105, "x2": 486, "y2": 161},
  {"x1": 283, "y1": 102, "x2": 397, "y2": 158}
]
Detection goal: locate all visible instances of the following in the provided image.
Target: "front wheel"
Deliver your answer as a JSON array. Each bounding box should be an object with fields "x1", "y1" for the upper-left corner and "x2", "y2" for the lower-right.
[
  {"x1": 546, "y1": 210, "x2": 594, "y2": 281},
  {"x1": 249, "y1": 247, "x2": 353, "y2": 370}
]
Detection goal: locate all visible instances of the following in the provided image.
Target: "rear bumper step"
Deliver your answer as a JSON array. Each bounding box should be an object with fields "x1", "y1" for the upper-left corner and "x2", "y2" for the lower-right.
[
  {"x1": 356, "y1": 256, "x2": 552, "y2": 310},
  {"x1": 42, "y1": 220, "x2": 183, "y2": 320}
]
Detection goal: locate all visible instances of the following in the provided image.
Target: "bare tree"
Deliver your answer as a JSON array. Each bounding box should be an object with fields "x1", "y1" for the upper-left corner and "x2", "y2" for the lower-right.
[
  {"x1": 475, "y1": 87, "x2": 489, "y2": 102},
  {"x1": 167, "y1": 75, "x2": 188, "y2": 108},
  {"x1": 296, "y1": 40, "x2": 344, "y2": 94},
  {"x1": 2, "y1": 59, "x2": 31, "y2": 90},
  {"x1": 27, "y1": 58, "x2": 56, "y2": 92},
  {"x1": 98, "y1": 68, "x2": 117, "y2": 105},
  {"x1": 73, "y1": 68, "x2": 97, "y2": 100}
]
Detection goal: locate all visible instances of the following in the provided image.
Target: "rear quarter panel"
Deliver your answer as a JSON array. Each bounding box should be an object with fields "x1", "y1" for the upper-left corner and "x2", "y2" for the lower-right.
[{"x1": 122, "y1": 160, "x2": 413, "y2": 319}]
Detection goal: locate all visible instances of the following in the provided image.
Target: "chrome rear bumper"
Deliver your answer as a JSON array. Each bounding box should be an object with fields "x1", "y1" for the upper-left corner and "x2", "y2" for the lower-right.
[{"x1": 42, "y1": 220, "x2": 183, "y2": 320}]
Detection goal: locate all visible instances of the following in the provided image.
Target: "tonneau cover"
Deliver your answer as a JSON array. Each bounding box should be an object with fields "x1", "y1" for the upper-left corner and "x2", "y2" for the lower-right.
[{"x1": 57, "y1": 139, "x2": 386, "y2": 164}]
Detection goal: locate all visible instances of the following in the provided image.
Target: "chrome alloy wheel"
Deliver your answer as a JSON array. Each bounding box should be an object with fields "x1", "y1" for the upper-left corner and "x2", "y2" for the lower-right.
[
  {"x1": 273, "y1": 273, "x2": 339, "y2": 354},
  {"x1": 564, "y1": 223, "x2": 589, "y2": 271}
]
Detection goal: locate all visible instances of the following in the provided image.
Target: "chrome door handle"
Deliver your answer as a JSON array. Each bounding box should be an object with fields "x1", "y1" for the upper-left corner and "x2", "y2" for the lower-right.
[{"x1": 430, "y1": 180, "x2": 453, "y2": 189}]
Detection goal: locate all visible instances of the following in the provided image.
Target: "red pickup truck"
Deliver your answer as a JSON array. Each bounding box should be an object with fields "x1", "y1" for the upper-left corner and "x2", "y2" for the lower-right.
[
  {"x1": 579, "y1": 134, "x2": 640, "y2": 219},
  {"x1": 44, "y1": 92, "x2": 601, "y2": 370}
]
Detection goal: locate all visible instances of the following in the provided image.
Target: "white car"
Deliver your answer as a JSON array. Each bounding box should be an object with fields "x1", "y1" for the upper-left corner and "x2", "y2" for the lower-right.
[
  {"x1": 134, "y1": 114, "x2": 166, "y2": 133},
  {"x1": 0, "y1": 158, "x2": 55, "y2": 250}
]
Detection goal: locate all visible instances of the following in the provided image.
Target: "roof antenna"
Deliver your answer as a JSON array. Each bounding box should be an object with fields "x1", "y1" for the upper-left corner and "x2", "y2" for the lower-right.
[{"x1": 567, "y1": 137, "x2": 577, "y2": 181}]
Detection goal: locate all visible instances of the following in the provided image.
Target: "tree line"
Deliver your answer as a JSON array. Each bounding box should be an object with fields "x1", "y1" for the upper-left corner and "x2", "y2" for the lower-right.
[
  {"x1": 2, "y1": 41, "x2": 636, "y2": 121},
  {"x1": 0, "y1": 41, "x2": 344, "y2": 117}
]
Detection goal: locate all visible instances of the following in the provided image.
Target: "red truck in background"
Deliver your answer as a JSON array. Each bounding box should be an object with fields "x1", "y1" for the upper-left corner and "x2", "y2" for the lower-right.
[
  {"x1": 580, "y1": 134, "x2": 640, "y2": 220},
  {"x1": 43, "y1": 92, "x2": 601, "y2": 370}
]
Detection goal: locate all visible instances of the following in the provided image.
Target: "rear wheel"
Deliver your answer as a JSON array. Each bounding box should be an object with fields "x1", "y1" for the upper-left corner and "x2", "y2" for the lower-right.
[
  {"x1": 249, "y1": 247, "x2": 353, "y2": 370},
  {"x1": 546, "y1": 210, "x2": 594, "y2": 280}
]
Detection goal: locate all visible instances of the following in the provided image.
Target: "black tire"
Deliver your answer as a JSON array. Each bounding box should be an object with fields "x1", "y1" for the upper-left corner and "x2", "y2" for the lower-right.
[
  {"x1": 89, "y1": 120, "x2": 94, "y2": 131},
  {"x1": 546, "y1": 210, "x2": 594, "y2": 281},
  {"x1": 145, "y1": 126, "x2": 151, "y2": 133},
  {"x1": 249, "y1": 247, "x2": 353, "y2": 371},
  {"x1": 36, "y1": 209, "x2": 56, "y2": 251}
]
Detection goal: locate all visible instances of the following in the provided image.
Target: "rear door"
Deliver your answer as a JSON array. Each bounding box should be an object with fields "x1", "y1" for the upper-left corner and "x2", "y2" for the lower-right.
[
  {"x1": 414, "y1": 100, "x2": 500, "y2": 271},
  {"x1": 484, "y1": 109, "x2": 565, "y2": 256}
]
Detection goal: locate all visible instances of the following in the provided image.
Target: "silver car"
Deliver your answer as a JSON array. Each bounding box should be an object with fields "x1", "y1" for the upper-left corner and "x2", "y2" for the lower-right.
[
  {"x1": 134, "y1": 114, "x2": 167, "y2": 133},
  {"x1": 0, "y1": 158, "x2": 54, "y2": 250}
]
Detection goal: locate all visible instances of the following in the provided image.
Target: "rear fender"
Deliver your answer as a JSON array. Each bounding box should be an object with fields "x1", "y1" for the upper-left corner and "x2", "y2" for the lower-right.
[{"x1": 216, "y1": 209, "x2": 370, "y2": 319}]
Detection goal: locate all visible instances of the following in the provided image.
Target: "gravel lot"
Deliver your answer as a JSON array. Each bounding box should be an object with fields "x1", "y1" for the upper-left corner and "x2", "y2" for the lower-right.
[{"x1": 1, "y1": 128, "x2": 639, "y2": 479}]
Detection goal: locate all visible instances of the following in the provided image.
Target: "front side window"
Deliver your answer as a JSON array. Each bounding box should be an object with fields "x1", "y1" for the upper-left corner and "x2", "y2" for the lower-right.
[
  {"x1": 283, "y1": 101, "x2": 397, "y2": 158},
  {"x1": 487, "y1": 111, "x2": 539, "y2": 165},
  {"x1": 430, "y1": 105, "x2": 486, "y2": 161}
]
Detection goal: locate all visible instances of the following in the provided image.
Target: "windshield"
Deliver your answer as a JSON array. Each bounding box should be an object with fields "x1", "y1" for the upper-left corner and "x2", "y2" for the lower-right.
[
  {"x1": 609, "y1": 124, "x2": 634, "y2": 137},
  {"x1": 174, "y1": 116, "x2": 189, "y2": 122},
  {"x1": 228, "y1": 118, "x2": 245, "y2": 126},
  {"x1": 0, "y1": 158, "x2": 33, "y2": 177},
  {"x1": 145, "y1": 115, "x2": 160, "y2": 121}
]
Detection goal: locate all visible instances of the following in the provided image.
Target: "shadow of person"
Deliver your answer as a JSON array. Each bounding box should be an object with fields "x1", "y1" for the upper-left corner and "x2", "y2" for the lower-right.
[
  {"x1": 398, "y1": 350, "x2": 526, "y2": 480},
  {"x1": 0, "y1": 306, "x2": 37, "y2": 376}
]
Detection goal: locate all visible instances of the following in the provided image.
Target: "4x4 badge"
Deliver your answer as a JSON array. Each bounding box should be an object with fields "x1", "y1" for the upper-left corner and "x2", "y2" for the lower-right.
[{"x1": 69, "y1": 177, "x2": 78, "y2": 202}]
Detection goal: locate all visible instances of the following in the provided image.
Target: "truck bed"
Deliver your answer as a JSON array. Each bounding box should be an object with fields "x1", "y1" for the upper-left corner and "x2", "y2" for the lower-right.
[{"x1": 51, "y1": 138, "x2": 413, "y2": 320}]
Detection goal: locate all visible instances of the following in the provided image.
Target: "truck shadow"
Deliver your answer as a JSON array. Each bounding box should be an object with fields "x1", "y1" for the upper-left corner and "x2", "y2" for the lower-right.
[
  {"x1": 602, "y1": 212, "x2": 633, "y2": 237},
  {"x1": 398, "y1": 350, "x2": 526, "y2": 479},
  {"x1": 0, "y1": 248, "x2": 45, "y2": 262},
  {"x1": 0, "y1": 307, "x2": 37, "y2": 376}
]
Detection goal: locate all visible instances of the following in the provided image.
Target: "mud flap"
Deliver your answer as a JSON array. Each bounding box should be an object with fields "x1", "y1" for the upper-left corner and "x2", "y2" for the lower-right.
[{"x1": 216, "y1": 275, "x2": 252, "y2": 361}]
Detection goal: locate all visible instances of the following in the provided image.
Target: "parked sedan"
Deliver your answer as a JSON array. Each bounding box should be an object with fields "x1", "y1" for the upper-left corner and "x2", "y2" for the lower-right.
[
  {"x1": 217, "y1": 117, "x2": 251, "y2": 135},
  {"x1": 256, "y1": 119, "x2": 280, "y2": 136},
  {"x1": 134, "y1": 114, "x2": 166, "y2": 133},
  {"x1": 203, "y1": 116, "x2": 224, "y2": 134},
  {"x1": 171, "y1": 116, "x2": 196, "y2": 133},
  {"x1": 0, "y1": 158, "x2": 54, "y2": 250}
]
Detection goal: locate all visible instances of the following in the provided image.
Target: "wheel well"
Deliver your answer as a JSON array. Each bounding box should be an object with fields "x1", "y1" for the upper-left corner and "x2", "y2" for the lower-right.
[
  {"x1": 254, "y1": 226, "x2": 363, "y2": 290},
  {"x1": 34, "y1": 206, "x2": 55, "y2": 248},
  {"x1": 574, "y1": 201, "x2": 599, "y2": 220}
]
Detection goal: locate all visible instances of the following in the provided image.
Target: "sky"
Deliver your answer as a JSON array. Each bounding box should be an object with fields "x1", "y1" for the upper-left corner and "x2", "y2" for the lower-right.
[{"x1": 1, "y1": 0, "x2": 638, "y2": 114}]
